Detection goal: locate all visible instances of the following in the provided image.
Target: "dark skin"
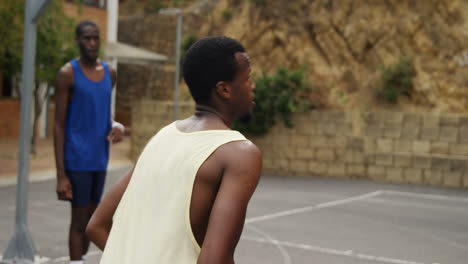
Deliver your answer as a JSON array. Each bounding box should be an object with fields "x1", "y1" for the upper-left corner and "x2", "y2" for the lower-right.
[
  {"x1": 54, "y1": 24, "x2": 122, "y2": 261},
  {"x1": 87, "y1": 52, "x2": 262, "y2": 263}
]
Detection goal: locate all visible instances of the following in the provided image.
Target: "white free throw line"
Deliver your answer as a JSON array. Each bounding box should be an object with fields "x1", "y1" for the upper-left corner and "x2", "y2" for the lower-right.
[
  {"x1": 242, "y1": 236, "x2": 438, "y2": 264},
  {"x1": 245, "y1": 190, "x2": 382, "y2": 224},
  {"x1": 382, "y1": 190, "x2": 468, "y2": 203},
  {"x1": 245, "y1": 225, "x2": 293, "y2": 264}
]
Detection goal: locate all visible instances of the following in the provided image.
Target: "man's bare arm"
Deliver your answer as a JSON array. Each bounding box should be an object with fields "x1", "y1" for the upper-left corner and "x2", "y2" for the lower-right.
[
  {"x1": 197, "y1": 141, "x2": 262, "y2": 264},
  {"x1": 86, "y1": 167, "x2": 134, "y2": 250},
  {"x1": 54, "y1": 64, "x2": 73, "y2": 200}
]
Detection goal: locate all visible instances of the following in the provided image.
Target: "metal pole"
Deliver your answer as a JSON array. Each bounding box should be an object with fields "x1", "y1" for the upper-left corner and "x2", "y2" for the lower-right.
[
  {"x1": 3, "y1": 0, "x2": 52, "y2": 261},
  {"x1": 107, "y1": 0, "x2": 119, "y2": 118},
  {"x1": 173, "y1": 11, "x2": 182, "y2": 121}
]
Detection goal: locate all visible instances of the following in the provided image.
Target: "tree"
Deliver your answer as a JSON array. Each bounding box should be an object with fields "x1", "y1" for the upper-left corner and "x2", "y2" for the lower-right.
[{"x1": 0, "y1": 0, "x2": 78, "y2": 154}]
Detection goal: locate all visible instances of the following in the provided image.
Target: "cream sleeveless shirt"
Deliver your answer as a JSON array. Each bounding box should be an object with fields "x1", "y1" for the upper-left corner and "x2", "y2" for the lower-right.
[{"x1": 100, "y1": 122, "x2": 247, "y2": 264}]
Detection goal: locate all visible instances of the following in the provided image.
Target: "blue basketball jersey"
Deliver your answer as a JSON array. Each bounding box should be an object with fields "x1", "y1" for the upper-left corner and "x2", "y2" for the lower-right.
[{"x1": 64, "y1": 59, "x2": 112, "y2": 171}]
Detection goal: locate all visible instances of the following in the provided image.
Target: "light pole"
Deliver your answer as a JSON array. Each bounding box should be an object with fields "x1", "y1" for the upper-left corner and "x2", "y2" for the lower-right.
[
  {"x1": 3, "y1": 0, "x2": 53, "y2": 262},
  {"x1": 159, "y1": 8, "x2": 182, "y2": 121}
]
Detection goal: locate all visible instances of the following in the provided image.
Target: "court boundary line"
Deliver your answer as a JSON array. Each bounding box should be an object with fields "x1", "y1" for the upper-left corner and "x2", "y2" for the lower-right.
[
  {"x1": 241, "y1": 235, "x2": 436, "y2": 264},
  {"x1": 245, "y1": 225, "x2": 292, "y2": 264},
  {"x1": 245, "y1": 190, "x2": 382, "y2": 224}
]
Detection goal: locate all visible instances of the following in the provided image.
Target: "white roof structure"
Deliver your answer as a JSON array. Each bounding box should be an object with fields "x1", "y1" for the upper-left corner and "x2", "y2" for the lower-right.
[{"x1": 104, "y1": 41, "x2": 168, "y2": 65}]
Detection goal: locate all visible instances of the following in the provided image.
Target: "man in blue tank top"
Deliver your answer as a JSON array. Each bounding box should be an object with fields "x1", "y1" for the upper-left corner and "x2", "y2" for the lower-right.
[{"x1": 54, "y1": 20, "x2": 124, "y2": 264}]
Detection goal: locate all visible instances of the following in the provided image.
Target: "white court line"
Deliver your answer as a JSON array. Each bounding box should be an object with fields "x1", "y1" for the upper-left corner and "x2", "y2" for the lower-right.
[
  {"x1": 246, "y1": 190, "x2": 382, "y2": 224},
  {"x1": 382, "y1": 190, "x2": 468, "y2": 203},
  {"x1": 245, "y1": 225, "x2": 293, "y2": 264},
  {"x1": 242, "y1": 236, "x2": 437, "y2": 264}
]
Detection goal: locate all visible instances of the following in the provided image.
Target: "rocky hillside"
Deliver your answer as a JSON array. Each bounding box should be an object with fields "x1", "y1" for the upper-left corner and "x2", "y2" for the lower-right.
[{"x1": 181, "y1": 0, "x2": 468, "y2": 113}]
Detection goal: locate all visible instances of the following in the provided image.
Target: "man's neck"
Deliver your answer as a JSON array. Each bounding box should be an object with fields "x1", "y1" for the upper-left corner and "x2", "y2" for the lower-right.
[
  {"x1": 195, "y1": 104, "x2": 232, "y2": 128},
  {"x1": 78, "y1": 57, "x2": 99, "y2": 68}
]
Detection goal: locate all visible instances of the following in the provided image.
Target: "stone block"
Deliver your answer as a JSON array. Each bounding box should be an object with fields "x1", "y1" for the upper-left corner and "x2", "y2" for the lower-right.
[
  {"x1": 375, "y1": 153, "x2": 393, "y2": 166},
  {"x1": 297, "y1": 147, "x2": 315, "y2": 159},
  {"x1": 403, "y1": 113, "x2": 422, "y2": 126},
  {"x1": 365, "y1": 124, "x2": 384, "y2": 138},
  {"x1": 291, "y1": 160, "x2": 309, "y2": 174},
  {"x1": 364, "y1": 153, "x2": 375, "y2": 165},
  {"x1": 297, "y1": 122, "x2": 316, "y2": 134},
  {"x1": 316, "y1": 149, "x2": 335, "y2": 161},
  {"x1": 404, "y1": 168, "x2": 423, "y2": 183},
  {"x1": 368, "y1": 166, "x2": 386, "y2": 181},
  {"x1": 394, "y1": 140, "x2": 412, "y2": 152},
  {"x1": 449, "y1": 144, "x2": 468, "y2": 156},
  {"x1": 347, "y1": 165, "x2": 366, "y2": 178},
  {"x1": 424, "y1": 169, "x2": 443, "y2": 186},
  {"x1": 463, "y1": 171, "x2": 468, "y2": 188},
  {"x1": 439, "y1": 126, "x2": 458, "y2": 142},
  {"x1": 386, "y1": 168, "x2": 404, "y2": 183},
  {"x1": 413, "y1": 156, "x2": 431, "y2": 169},
  {"x1": 309, "y1": 110, "x2": 321, "y2": 122},
  {"x1": 384, "y1": 124, "x2": 401, "y2": 138},
  {"x1": 451, "y1": 159, "x2": 466, "y2": 171},
  {"x1": 377, "y1": 139, "x2": 393, "y2": 152},
  {"x1": 432, "y1": 157, "x2": 451, "y2": 171},
  {"x1": 459, "y1": 126, "x2": 468, "y2": 144},
  {"x1": 366, "y1": 111, "x2": 386, "y2": 125},
  {"x1": 401, "y1": 124, "x2": 420, "y2": 140},
  {"x1": 420, "y1": 127, "x2": 439, "y2": 141},
  {"x1": 347, "y1": 137, "x2": 364, "y2": 151},
  {"x1": 273, "y1": 134, "x2": 290, "y2": 146},
  {"x1": 385, "y1": 112, "x2": 404, "y2": 124},
  {"x1": 329, "y1": 136, "x2": 347, "y2": 148},
  {"x1": 278, "y1": 158, "x2": 290, "y2": 170},
  {"x1": 440, "y1": 114, "x2": 459, "y2": 126},
  {"x1": 412, "y1": 140, "x2": 430, "y2": 153},
  {"x1": 262, "y1": 157, "x2": 273, "y2": 169},
  {"x1": 270, "y1": 158, "x2": 281, "y2": 170},
  {"x1": 310, "y1": 135, "x2": 328, "y2": 148},
  {"x1": 431, "y1": 141, "x2": 449, "y2": 154},
  {"x1": 443, "y1": 171, "x2": 462, "y2": 187},
  {"x1": 364, "y1": 139, "x2": 376, "y2": 153},
  {"x1": 460, "y1": 117, "x2": 468, "y2": 126},
  {"x1": 395, "y1": 154, "x2": 412, "y2": 167},
  {"x1": 291, "y1": 135, "x2": 309, "y2": 147},
  {"x1": 344, "y1": 150, "x2": 365, "y2": 164},
  {"x1": 422, "y1": 114, "x2": 440, "y2": 127},
  {"x1": 321, "y1": 123, "x2": 338, "y2": 136},
  {"x1": 327, "y1": 163, "x2": 346, "y2": 177},
  {"x1": 309, "y1": 162, "x2": 327, "y2": 175}
]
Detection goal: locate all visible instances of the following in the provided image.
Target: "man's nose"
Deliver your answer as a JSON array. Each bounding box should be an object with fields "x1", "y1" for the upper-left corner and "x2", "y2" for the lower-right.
[
  {"x1": 250, "y1": 79, "x2": 256, "y2": 90},
  {"x1": 90, "y1": 39, "x2": 97, "y2": 47}
]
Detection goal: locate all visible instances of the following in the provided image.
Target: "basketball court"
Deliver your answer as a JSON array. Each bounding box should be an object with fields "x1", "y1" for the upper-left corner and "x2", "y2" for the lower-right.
[{"x1": 1, "y1": 166, "x2": 467, "y2": 264}]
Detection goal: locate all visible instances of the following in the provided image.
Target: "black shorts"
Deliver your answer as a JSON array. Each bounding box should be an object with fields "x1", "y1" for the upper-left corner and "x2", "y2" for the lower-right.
[{"x1": 66, "y1": 170, "x2": 106, "y2": 207}]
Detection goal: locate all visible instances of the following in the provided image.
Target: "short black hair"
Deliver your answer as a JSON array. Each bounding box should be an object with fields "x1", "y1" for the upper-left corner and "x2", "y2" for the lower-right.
[
  {"x1": 76, "y1": 20, "x2": 99, "y2": 38},
  {"x1": 182, "y1": 36, "x2": 246, "y2": 104}
]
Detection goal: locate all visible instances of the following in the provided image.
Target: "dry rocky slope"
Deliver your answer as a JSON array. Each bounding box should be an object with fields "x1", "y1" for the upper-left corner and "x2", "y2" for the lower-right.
[{"x1": 183, "y1": 0, "x2": 468, "y2": 113}]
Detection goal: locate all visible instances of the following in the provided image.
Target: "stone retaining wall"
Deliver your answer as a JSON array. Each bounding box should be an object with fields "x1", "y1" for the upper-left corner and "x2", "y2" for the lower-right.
[{"x1": 131, "y1": 100, "x2": 468, "y2": 188}]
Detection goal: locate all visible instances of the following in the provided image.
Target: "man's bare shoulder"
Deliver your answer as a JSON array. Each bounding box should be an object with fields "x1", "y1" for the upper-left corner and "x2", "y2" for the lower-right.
[
  {"x1": 216, "y1": 139, "x2": 262, "y2": 171},
  {"x1": 58, "y1": 62, "x2": 74, "y2": 79}
]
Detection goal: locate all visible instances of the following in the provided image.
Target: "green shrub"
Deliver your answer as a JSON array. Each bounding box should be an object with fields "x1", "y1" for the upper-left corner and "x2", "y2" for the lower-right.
[
  {"x1": 234, "y1": 67, "x2": 312, "y2": 136},
  {"x1": 179, "y1": 33, "x2": 198, "y2": 80},
  {"x1": 222, "y1": 9, "x2": 232, "y2": 21},
  {"x1": 379, "y1": 55, "x2": 415, "y2": 103}
]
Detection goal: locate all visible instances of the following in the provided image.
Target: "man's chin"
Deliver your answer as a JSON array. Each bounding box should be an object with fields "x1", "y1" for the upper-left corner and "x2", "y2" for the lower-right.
[{"x1": 238, "y1": 112, "x2": 253, "y2": 124}]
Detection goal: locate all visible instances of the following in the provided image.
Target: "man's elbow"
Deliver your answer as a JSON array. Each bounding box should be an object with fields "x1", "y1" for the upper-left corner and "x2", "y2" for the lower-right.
[{"x1": 85, "y1": 221, "x2": 96, "y2": 240}]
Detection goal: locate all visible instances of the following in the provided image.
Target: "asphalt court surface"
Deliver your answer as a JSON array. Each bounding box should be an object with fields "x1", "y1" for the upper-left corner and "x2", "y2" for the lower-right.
[{"x1": 1, "y1": 166, "x2": 467, "y2": 264}]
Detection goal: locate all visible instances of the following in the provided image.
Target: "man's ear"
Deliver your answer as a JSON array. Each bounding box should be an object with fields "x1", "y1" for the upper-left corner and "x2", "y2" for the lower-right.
[{"x1": 214, "y1": 81, "x2": 232, "y2": 100}]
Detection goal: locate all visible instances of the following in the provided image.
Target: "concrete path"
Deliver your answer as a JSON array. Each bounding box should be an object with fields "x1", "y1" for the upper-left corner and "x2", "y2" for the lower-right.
[{"x1": 1, "y1": 166, "x2": 467, "y2": 264}]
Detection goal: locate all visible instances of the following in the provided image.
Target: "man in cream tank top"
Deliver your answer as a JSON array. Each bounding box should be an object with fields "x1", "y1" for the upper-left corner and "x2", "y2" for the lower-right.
[{"x1": 86, "y1": 36, "x2": 262, "y2": 264}]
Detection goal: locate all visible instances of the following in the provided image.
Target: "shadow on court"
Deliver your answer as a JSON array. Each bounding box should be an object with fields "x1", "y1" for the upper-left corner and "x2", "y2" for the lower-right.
[{"x1": 1, "y1": 166, "x2": 467, "y2": 264}]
